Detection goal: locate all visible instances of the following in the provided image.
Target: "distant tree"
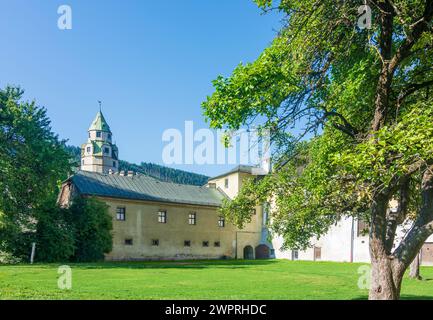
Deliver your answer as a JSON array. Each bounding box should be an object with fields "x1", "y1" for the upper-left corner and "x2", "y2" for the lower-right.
[
  {"x1": 119, "y1": 161, "x2": 209, "y2": 186},
  {"x1": 0, "y1": 86, "x2": 71, "y2": 261},
  {"x1": 65, "y1": 145, "x2": 209, "y2": 186}
]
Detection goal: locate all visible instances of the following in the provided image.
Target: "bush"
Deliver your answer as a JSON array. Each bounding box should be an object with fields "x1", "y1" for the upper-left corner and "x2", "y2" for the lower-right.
[
  {"x1": 69, "y1": 197, "x2": 113, "y2": 262},
  {"x1": 35, "y1": 200, "x2": 75, "y2": 263}
]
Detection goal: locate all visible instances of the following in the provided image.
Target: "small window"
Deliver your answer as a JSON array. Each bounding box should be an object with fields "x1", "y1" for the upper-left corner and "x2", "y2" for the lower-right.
[
  {"x1": 113, "y1": 161, "x2": 116, "y2": 168},
  {"x1": 151, "y1": 239, "x2": 159, "y2": 246},
  {"x1": 218, "y1": 216, "x2": 225, "y2": 228},
  {"x1": 125, "y1": 238, "x2": 133, "y2": 246},
  {"x1": 251, "y1": 209, "x2": 257, "y2": 215},
  {"x1": 188, "y1": 212, "x2": 196, "y2": 225},
  {"x1": 214, "y1": 241, "x2": 221, "y2": 247},
  {"x1": 82, "y1": 160, "x2": 85, "y2": 165},
  {"x1": 86, "y1": 146, "x2": 91, "y2": 153},
  {"x1": 224, "y1": 178, "x2": 229, "y2": 188},
  {"x1": 202, "y1": 241, "x2": 209, "y2": 247},
  {"x1": 108, "y1": 134, "x2": 112, "y2": 140},
  {"x1": 158, "y1": 211, "x2": 167, "y2": 223},
  {"x1": 292, "y1": 250, "x2": 299, "y2": 260},
  {"x1": 104, "y1": 147, "x2": 110, "y2": 155},
  {"x1": 116, "y1": 207, "x2": 126, "y2": 221},
  {"x1": 184, "y1": 240, "x2": 191, "y2": 247},
  {"x1": 96, "y1": 131, "x2": 102, "y2": 138}
]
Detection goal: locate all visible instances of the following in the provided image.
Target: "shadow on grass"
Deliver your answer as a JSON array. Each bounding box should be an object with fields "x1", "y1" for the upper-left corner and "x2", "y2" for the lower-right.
[
  {"x1": 74, "y1": 259, "x2": 279, "y2": 270},
  {"x1": 351, "y1": 294, "x2": 433, "y2": 300},
  {"x1": 3, "y1": 259, "x2": 279, "y2": 270}
]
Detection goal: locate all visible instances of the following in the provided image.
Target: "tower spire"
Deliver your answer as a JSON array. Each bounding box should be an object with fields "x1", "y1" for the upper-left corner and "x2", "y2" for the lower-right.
[{"x1": 81, "y1": 109, "x2": 119, "y2": 174}]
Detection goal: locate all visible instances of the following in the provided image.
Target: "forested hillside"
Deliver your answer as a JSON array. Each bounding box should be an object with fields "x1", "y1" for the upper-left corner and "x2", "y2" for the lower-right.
[{"x1": 66, "y1": 146, "x2": 209, "y2": 186}]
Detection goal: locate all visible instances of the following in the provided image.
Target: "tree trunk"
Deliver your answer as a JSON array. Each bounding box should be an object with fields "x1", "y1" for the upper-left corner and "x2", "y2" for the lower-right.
[
  {"x1": 409, "y1": 252, "x2": 422, "y2": 280},
  {"x1": 369, "y1": 257, "x2": 402, "y2": 300},
  {"x1": 368, "y1": 193, "x2": 403, "y2": 300}
]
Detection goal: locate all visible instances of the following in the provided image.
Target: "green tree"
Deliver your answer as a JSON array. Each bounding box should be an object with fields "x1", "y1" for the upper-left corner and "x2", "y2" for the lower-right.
[
  {"x1": 34, "y1": 198, "x2": 75, "y2": 263},
  {"x1": 202, "y1": 1, "x2": 433, "y2": 299},
  {"x1": 69, "y1": 197, "x2": 113, "y2": 262},
  {"x1": 0, "y1": 86, "x2": 71, "y2": 261}
]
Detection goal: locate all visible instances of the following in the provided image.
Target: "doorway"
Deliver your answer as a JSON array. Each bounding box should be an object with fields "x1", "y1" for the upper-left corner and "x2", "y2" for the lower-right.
[{"x1": 243, "y1": 245, "x2": 254, "y2": 259}]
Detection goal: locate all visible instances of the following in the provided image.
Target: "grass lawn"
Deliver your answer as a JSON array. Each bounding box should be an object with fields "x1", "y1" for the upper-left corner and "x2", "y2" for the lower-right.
[{"x1": 0, "y1": 259, "x2": 432, "y2": 300}]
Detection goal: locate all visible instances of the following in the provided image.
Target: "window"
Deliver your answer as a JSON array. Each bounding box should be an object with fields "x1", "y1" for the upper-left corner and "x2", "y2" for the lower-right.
[
  {"x1": 125, "y1": 238, "x2": 133, "y2": 246},
  {"x1": 158, "y1": 211, "x2": 167, "y2": 223},
  {"x1": 184, "y1": 240, "x2": 191, "y2": 247},
  {"x1": 218, "y1": 216, "x2": 225, "y2": 228},
  {"x1": 251, "y1": 209, "x2": 257, "y2": 215},
  {"x1": 86, "y1": 146, "x2": 91, "y2": 153},
  {"x1": 108, "y1": 134, "x2": 112, "y2": 140},
  {"x1": 151, "y1": 239, "x2": 159, "y2": 246},
  {"x1": 188, "y1": 212, "x2": 196, "y2": 225},
  {"x1": 82, "y1": 160, "x2": 85, "y2": 165},
  {"x1": 202, "y1": 241, "x2": 209, "y2": 247},
  {"x1": 292, "y1": 250, "x2": 299, "y2": 260},
  {"x1": 104, "y1": 147, "x2": 110, "y2": 155},
  {"x1": 357, "y1": 219, "x2": 369, "y2": 237},
  {"x1": 214, "y1": 241, "x2": 221, "y2": 247},
  {"x1": 113, "y1": 161, "x2": 116, "y2": 168},
  {"x1": 224, "y1": 178, "x2": 229, "y2": 188},
  {"x1": 96, "y1": 131, "x2": 102, "y2": 138},
  {"x1": 116, "y1": 207, "x2": 126, "y2": 221}
]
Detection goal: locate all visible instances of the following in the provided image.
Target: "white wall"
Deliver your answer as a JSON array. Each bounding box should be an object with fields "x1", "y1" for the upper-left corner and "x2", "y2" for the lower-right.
[{"x1": 272, "y1": 217, "x2": 432, "y2": 265}]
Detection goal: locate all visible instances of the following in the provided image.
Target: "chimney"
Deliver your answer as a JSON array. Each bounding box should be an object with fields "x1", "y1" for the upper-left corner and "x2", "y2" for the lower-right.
[{"x1": 127, "y1": 171, "x2": 134, "y2": 177}]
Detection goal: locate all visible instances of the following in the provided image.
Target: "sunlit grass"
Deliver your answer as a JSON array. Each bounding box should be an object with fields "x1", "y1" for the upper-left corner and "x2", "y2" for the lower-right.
[{"x1": 0, "y1": 259, "x2": 432, "y2": 300}]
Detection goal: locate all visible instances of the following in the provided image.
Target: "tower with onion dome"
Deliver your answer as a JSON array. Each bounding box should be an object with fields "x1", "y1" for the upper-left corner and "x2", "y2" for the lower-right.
[{"x1": 81, "y1": 110, "x2": 119, "y2": 174}]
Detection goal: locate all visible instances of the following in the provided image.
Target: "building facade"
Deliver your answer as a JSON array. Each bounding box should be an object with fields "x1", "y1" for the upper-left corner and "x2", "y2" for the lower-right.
[
  {"x1": 60, "y1": 111, "x2": 433, "y2": 264},
  {"x1": 59, "y1": 112, "x2": 272, "y2": 261}
]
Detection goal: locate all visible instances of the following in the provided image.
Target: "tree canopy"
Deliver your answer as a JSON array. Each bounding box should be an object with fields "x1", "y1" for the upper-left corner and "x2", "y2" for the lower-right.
[{"x1": 202, "y1": 0, "x2": 433, "y2": 300}]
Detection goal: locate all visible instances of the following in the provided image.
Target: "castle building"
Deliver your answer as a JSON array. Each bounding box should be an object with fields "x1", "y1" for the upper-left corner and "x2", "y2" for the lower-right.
[
  {"x1": 58, "y1": 111, "x2": 273, "y2": 260},
  {"x1": 59, "y1": 111, "x2": 433, "y2": 264}
]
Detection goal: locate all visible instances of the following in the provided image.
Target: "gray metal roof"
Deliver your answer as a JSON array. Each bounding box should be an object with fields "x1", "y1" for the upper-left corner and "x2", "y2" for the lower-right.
[
  {"x1": 208, "y1": 165, "x2": 267, "y2": 181},
  {"x1": 71, "y1": 171, "x2": 225, "y2": 207}
]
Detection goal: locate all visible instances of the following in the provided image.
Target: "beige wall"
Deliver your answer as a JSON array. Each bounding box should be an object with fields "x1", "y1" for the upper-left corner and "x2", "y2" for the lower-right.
[
  {"x1": 99, "y1": 196, "x2": 263, "y2": 261},
  {"x1": 208, "y1": 171, "x2": 264, "y2": 234}
]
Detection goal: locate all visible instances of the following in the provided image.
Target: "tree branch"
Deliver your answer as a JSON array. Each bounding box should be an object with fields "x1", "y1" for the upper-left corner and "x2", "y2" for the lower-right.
[
  {"x1": 397, "y1": 79, "x2": 433, "y2": 108},
  {"x1": 389, "y1": 0, "x2": 433, "y2": 73}
]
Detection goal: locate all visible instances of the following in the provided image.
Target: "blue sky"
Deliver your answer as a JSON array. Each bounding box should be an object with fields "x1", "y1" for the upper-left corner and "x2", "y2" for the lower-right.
[{"x1": 0, "y1": 0, "x2": 282, "y2": 177}]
